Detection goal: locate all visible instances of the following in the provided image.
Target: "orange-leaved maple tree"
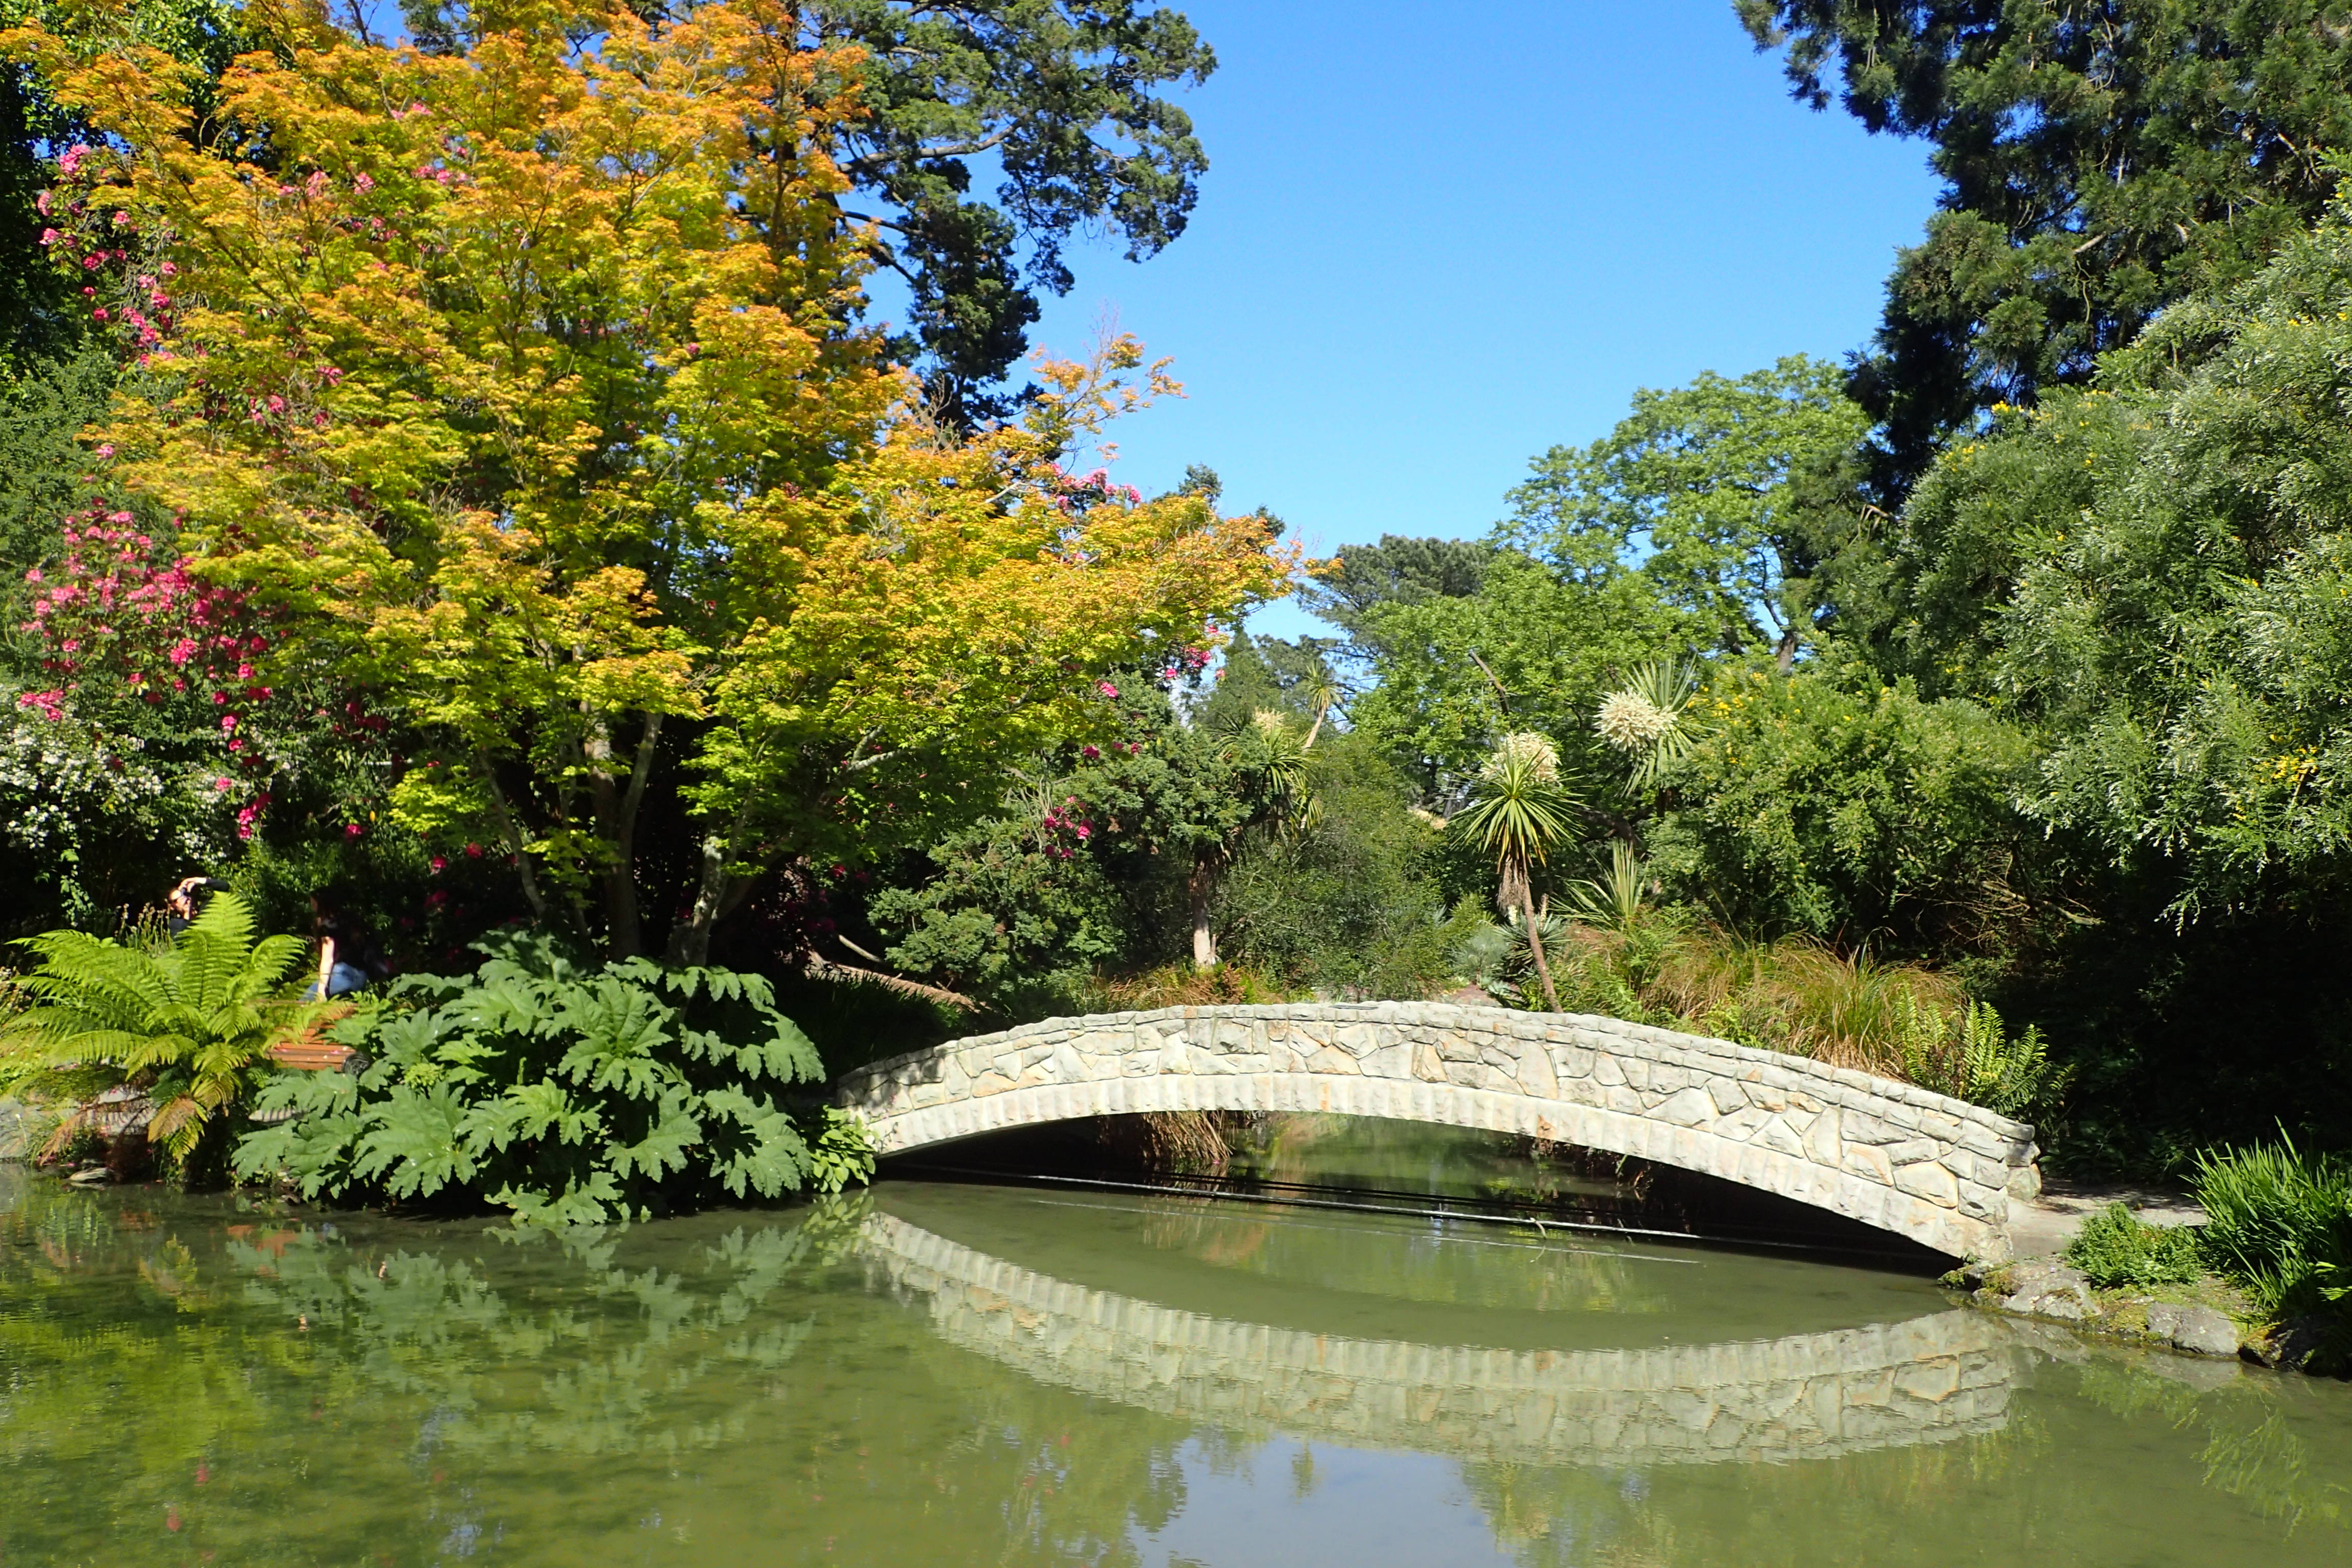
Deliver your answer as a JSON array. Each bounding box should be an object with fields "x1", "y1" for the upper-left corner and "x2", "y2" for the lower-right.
[{"x1": 9, "y1": 0, "x2": 1288, "y2": 960}]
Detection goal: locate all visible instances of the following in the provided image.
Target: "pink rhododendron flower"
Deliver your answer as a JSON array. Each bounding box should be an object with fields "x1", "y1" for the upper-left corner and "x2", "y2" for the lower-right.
[{"x1": 1097, "y1": 681, "x2": 1118, "y2": 699}]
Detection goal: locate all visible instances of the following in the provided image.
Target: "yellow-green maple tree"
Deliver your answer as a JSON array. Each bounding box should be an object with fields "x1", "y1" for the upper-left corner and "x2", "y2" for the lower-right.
[{"x1": 9, "y1": 0, "x2": 1285, "y2": 959}]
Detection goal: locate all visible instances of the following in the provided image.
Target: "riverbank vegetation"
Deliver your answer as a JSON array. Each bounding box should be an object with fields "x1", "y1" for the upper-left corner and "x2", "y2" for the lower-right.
[{"x1": 0, "y1": 0, "x2": 2346, "y2": 1335}]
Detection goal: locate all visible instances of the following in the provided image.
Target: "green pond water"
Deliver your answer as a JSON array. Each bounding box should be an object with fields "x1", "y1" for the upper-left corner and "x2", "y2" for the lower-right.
[{"x1": 4, "y1": 1125, "x2": 2350, "y2": 1566}]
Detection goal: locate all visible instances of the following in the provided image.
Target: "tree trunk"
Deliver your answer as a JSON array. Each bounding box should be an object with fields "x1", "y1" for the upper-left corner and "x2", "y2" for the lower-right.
[
  {"x1": 1497, "y1": 858, "x2": 1529, "y2": 924},
  {"x1": 1189, "y1": 856, "x2": 1219, "y2": 969},
  {"x1": 475, "y1": 751, "x2": 551, "y2": 927},
  {"x1": 669, "y1": 811, "x2": 745, "y2": 966},
  {"x1": 1775, "y1": 625, "x2": 1801, "y2": 675},
  {"x1": 1522, "y1": 881, "x2": 1560, "y2": 1012},
  {"x1": 581, "y1": 712, "x2": 644, "y2": 958}
]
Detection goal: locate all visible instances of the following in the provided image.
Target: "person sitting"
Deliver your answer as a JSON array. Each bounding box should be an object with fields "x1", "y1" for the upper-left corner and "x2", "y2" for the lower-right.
[
  {"x1": 163, "y1": 875, "x2": 228, "y2": 937},
  {"x1": 307, "y1": 888, "x2": 388, "y2": 1000}
]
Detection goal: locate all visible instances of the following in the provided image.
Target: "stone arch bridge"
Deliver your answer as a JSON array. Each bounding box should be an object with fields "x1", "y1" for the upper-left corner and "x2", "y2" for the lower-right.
[{"x1": 834, "y1": 1003, "x2": 2042, "y2": 1262}]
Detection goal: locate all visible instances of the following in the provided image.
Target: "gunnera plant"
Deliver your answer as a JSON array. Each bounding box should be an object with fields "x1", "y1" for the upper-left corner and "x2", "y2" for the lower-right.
[{"x1": 233, "y1": 931, "x2": 873, "y2": 1224}]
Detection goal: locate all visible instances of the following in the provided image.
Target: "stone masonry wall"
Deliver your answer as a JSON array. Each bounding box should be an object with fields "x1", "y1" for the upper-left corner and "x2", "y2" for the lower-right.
[
  {"x1": 861, "y1": 1212, "x2": 2023, "y2": 1466},
  {"x1": 835, "y1": 1003, "x2": 2042, "y2": 1261}
]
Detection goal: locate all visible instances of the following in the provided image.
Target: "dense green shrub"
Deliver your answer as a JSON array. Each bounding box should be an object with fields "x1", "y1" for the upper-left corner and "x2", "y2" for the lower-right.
[
  {"x1": 233, "y1": 934, "x2": 872, "y2": 1225},
  {"x1": 2061, "y1": 1203, "x2": 2204, "y2": 1289},
  {"x1": 1647, "y1": 664, "x2": 2035, "y2": 948},
  {"x1": 1214, "y1": 736, "x2": 1466, "y2": 998}
]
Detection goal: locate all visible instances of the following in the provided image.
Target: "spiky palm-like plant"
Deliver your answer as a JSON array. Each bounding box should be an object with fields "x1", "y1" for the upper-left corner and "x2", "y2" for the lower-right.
[
  {"x1": 1561, "y1": 841, "x2": 1652, "y2": 932},
  {"x1": 2, "y1": 893, "x2": 320, "y2": 1174},
  {"x1": 1453, "y1": 733, "x2": 1578, "y2": 1011},
  {"x1": 1595, "y1": 659, "x2": 1700, "y2": 791}
]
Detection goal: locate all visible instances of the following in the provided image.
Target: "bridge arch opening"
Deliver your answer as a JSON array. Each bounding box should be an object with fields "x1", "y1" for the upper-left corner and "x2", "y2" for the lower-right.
[{"x1": 876, "y1": 1110, "x2": 1958, "y2": 1269}]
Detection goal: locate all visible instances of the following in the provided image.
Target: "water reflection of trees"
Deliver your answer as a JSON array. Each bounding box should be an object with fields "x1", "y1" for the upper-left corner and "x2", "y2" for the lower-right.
[
  {"x1": 5, "y1": 1177, "x2": 2351, "y2": 1565},
  {"x1": 0, "y1": 1184, "x2": 1200, "y2": 1565}
]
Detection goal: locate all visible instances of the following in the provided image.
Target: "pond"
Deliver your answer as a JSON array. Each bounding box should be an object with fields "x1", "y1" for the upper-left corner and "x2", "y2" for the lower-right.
[{"x1": 3, "y1": 1125, "x2": 2350, "y2": 1566}]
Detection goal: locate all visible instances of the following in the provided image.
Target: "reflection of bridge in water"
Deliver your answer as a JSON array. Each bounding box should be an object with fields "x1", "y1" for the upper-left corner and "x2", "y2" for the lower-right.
[{"x1": 860, "y1": 1212, "x2": 2025, "y2": 1467}]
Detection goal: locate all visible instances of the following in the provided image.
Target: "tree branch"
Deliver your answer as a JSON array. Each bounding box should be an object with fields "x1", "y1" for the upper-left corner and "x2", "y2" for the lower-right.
[
  {"x1": 1466, "y1": 649, "x2": 1512, "y2": 714},
  {"x1": 795, "y1": 949, "x2": 978, "y2": 1011}
]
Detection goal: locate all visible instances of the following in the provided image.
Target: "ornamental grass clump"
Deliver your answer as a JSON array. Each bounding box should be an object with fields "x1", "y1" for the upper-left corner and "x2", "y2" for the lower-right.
[
  {"x1": 233, "y1": 932, "x2": 874, "y2": 1226},
  {"x1": 2191, "y1": 1135, "x2": 2352, "y2": 1335}
]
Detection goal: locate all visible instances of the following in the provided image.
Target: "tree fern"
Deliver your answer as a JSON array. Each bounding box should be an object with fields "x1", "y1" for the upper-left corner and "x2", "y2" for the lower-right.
[{"x1": 1, "y1": 893, "x2": 323, "y2": 1174}]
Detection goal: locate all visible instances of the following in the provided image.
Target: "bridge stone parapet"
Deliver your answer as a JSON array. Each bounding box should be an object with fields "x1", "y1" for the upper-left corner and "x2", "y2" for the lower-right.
[
  {"x1": 861, "y1": 1212, "x2": 2025, "y2": 1466},
  {"x1": 835, "y1": 1003, "x2": 2042, "y2": 1261}
]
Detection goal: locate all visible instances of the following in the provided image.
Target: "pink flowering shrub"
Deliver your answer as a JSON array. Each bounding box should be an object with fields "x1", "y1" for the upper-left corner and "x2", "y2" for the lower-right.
[
  {"x1": 4, "y1": 503, "x2": 394, "y2": 916},
  {"x1": 35, "y1": 144, "x2": 177, "y2": 360}
]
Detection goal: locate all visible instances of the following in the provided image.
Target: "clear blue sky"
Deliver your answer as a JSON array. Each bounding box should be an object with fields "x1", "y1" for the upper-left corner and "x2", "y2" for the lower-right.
[{"x1": 983, "y1": 1, "x2": 1942, "y2": 641}]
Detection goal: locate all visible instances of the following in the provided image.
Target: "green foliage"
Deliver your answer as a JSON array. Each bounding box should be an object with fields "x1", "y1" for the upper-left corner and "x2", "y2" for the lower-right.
[
  {"x1": 1742, "y1": 0, "x2": 2352, "y2": 486},
  {"x1": 1193, "y1": 629, "x2": 1338, "y2": 736},
  {"x1": 1502, "y1": 355, "x2": 1867, "y2": 663},
  {"x1": 2062, "y1": 1202, "x2": 2204, "y2": 1290},
  {"x1": 1452, "y1": 733, "x2": 1578, "y2": 879},
  {"x1": 871, "y1": 790, "x2": 1136, "y2": 1016},
  {"x1": 1847, "y1": 187, "x2": 2352, "y2": 932},
  {"x1": 1646, "y1": 665, "x2": 2034, "y2": 947},
  {"x1": 0, "y1": 0, "x2": 253, "y2": 364},
  {"x1": 0, "y1": 347, "x2": 109, "y2": 592},
  {"x1": 1557, "y1": 841, "x2": 1654, "y2": 933},
  {"x1": 0, "y1": 891, "x2": 316, "y2": 1172},
  {"x1": 233, "y1": 934, "x2": 867, "y2": 1224},
  {"x1": 2192, "y1": 1135, "x2": 2352, "y2": 1335},
  {"x1": 1343, "y1": 550, "x2": 1687, "y2": 792},
  {"x1": 1211, "y1": 734, "x2": 1464, "y2": 999},
  {"x1": 1452, "y1": 731, "x2": 1578, "y2": 1009},
  {"x1": 1894, "y1": 995, "x2": 2064, "y2": 1122},
  {"x1": 1592, "y1": 660, "x2": 1700, "y2": 793},
  {"x1": 1298, "y1": 533, "x2": 1493, "y2": 634},
  {"x1": 395, "y1": 0, "x2": 1217, "y2": 422}
]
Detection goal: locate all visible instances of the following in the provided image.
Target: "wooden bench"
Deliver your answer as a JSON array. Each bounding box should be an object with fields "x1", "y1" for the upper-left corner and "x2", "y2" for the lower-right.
[
  {"x1": 265, "y1": 1004, "x2": 369, "y2": 1075},
  {"x1": 265, "y1": 1038, "x2": 368, "y2": 1073}
]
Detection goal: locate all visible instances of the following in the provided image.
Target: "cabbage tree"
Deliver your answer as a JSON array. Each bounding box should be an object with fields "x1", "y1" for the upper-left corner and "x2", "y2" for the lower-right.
[{"x1": 1453, "y1": 733, "x2": 1577, "y2": 1011}]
